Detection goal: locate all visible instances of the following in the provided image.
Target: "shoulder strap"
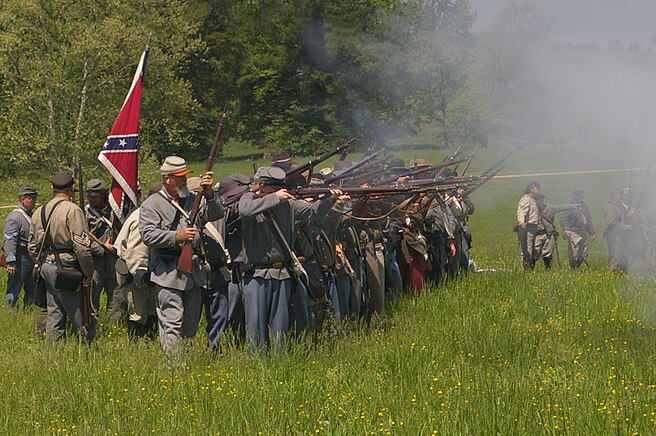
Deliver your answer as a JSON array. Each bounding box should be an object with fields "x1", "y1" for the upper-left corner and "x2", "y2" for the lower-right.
[
  {"x1": 14, "y1": 208, "x2": 32, "y2": 222},
  {"x1": 35, "y1": 200, "x2": 64, "y2": 261},
  {"x1": 157, "y1": 190, "x2": 186, "y2": 230}
]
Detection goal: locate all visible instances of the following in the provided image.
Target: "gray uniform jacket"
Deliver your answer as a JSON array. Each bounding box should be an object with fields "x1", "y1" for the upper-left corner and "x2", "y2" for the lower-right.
[
  {"x1": 139, "y1": 189, "x2": 224, "y2": 291},
  {"x1": 28, "y1": 197, "x2": 94, "y2": 278},
  {"x1": 541, "y1": 204, "x2": 576, "y2": 236},
  {"x1": 560, "y1": 201, "x2": 595, "y2": 236},
  {"x1": 86, "y1": 203, "x2": 121, "y2": 257},
  {"x1": 239, "y1": 192, "x2": 335, "y2": 280},
  {"x1": 3, "y1": 205, "x2": 32, "y2": 264}
]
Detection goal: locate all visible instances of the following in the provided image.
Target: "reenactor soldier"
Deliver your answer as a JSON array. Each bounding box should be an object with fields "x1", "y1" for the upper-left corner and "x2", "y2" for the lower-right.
[
  {"x1": 3, "y1": 186, "x2": 38, "y2": 307},
  {"x1": 447, "y1": 187, "x2": 475, "y2": 273},
  {"x1": 516, "y1": 181, "x2": 541, "y2": 270},
  {"x1": 85, "y1": 179, "x2": 121, "y2": 319},
  {"x1": 423, "y1": 193, "x2": 457, "y2": 285},
  {"x1": 114, "y1": 183, "x2": 160, "y2": 339},
  {"x1": 139, "y1": 156, "x2": 223, "y2": 354},
  {"x1": 238, "y1": 166, "x2": 344, "y2": 353},
  {"x1": 604, "y1": 189, "x2": 631, "y2": 272},
  {"x1": 534, "y1": 194, "x2": 577, "y2": 269},
  {"x1": 28, "y1": 171, "x2": 95, "y2": 343},
  {"x1": 560, "y1": 188, "x2": 596, "y2": 269},
  {"x1": 214, "y1": 174, "x2": 251, "y2": 344},
  {"x1": 187, "y1": 176, "x2": 233, "y2": 350}
]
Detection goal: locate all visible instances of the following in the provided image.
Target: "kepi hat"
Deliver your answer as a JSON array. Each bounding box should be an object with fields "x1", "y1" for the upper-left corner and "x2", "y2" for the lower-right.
[
  {"x1": 160, "y1": 156, "x2": 192, "y2": 177},
  {"x1": 51, "y1": 171, "x2": 74, "y2": 189},
  {"x1": 17, "y1": 186, "x2": 37, "y2": 197}
]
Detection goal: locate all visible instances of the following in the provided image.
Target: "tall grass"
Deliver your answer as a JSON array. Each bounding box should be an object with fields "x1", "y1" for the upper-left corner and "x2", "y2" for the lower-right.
[{"x1": 0, "y1": 144, "x2": 655, "y2": 434}]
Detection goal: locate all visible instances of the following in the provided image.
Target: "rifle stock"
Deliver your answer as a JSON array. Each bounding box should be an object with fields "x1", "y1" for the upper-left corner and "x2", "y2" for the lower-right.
[{"x1": 177, "y1": 108, "x2": 228, "y2": 273}]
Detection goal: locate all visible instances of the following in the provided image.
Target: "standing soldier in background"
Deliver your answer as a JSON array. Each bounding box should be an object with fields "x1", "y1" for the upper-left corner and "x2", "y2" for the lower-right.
[
  {"x1": 534, "y1": 194, "x2": 577, "y2": 269},
  {"x1": 85, "y1": 179, "x2": 121, "y2": 320},
  {"x1": 560, "y1": 188, "x2": 596, "y2": 269},
  {"x1": 515, "y1": 181, "x2": 541, "y2": 270},
  {"x1": 3, "y1": 186, "x2": 38, "y2": 307},
  {"x1": 604, "y1": 189, "x2": 631, "y2": 272},
  {"x1": 28, "y1": 171, "x2": 95, "y2": 342}
]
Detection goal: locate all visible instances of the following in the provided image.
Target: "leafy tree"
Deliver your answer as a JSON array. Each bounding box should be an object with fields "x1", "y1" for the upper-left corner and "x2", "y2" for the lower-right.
[
  {"x1": 0, "y1": 0, "x2": 205, "y2": 177},
  {"x1": 406, "y1": 0, "x2": 475, "y2": 148},
  {"x1": 191, "y1": 0, "x2": 419, "y2": 154}
]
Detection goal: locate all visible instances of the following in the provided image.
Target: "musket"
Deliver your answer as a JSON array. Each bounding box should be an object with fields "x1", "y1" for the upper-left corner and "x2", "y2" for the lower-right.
[
  {"x1": 374, "y1": 156, "x2": 470, "y2": 186},
  {"x1": 324, "y1": 148, "x2": 385, "y2": 184},
  {"x1": 460, "y1": 164, "x2": 505, "y2": 197},
  {"x1": 633, "y1": 167, "x2": 650, "y2": 216},
  {"x1": 460, "y1": 145, "x2": 478, "y2": 176},
  {"x1": 75, "y1": 161, "x2": 93, "y2": 327},
  {"x1": 267, "y1": 211, "x2": 309, "y2": 288},
  {"x1": 294, "y1": 183, "x2": 463, "y2": 199},
  {"x1": 178, "y1": 107, "x2": 228, "y2": 273},
  {"x1": 285, "y1": 138, "x2": 355, "y2": 180}
]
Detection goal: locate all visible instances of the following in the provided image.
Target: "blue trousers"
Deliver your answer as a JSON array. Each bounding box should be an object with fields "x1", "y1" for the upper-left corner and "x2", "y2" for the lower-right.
[
  {"x1": 243, "y1": 276, "x2": 291, "y2": 354},
  {"x1": 202, "y1": 279, "x2": 229, "y2": 349},
  {"x1": 5, "y1": 254, "x2": 35, "y2": 307}
]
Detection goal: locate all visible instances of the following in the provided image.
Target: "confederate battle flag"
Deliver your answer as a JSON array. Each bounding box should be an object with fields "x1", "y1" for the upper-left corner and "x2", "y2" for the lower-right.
[{"x1": 98, "y1": 46, "x2": 149, "y2": 222}]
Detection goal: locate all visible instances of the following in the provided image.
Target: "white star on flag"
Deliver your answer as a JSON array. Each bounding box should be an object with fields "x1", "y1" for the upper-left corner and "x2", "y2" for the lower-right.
[{"x1": 119, "y1": 138, "x2": 127, "y2": 147}]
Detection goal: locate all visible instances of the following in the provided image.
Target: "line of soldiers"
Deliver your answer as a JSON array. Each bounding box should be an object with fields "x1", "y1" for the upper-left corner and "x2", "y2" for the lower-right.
[{"x1": 3, "y1": 152, "x2": 479, "y2": 354}]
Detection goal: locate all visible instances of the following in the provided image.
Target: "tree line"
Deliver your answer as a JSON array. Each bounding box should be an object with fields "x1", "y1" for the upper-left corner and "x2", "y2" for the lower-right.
[{"x1": 0, "y1": 0, "x2": 653, "y2": 177}]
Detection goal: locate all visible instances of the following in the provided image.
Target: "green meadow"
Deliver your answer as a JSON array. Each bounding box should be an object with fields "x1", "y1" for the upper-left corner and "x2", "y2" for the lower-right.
[{"x1": 1, "y1": 142, "x2": 656, "y2": 434}]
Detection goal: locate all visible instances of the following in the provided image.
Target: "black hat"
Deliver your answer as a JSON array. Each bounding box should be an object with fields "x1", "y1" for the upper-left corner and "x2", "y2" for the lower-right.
[
  {"x1": 534, "y1": 193, "x2": 546, "y2": 201},
  {"x1": 86, "y1": 178, "x2": 105, "y2": 194},
  {"x1": 253, "y1": 166, "x2": 286, "y2": 187},
  {"x1": 386, "y1": 166, "x2": 411, "y2": 176},
  {"x1": 271, "y1": 151, "x2": 291, "y2": 163},
  {"x1": 216, "y1": 173, "x2": 250, "y2": 199},
  {"x1": 309, "y1": 172, "x2": 326, "y2": 187},
  {"x1": 388, "y1": 158, "x2": 405, "y2": 168},
  {"x1": 17, "y1": 186, "x2": 37, "y2": 197},
  {"x1": 52, "y1": 171, "x2": 74, "y2": 189}
]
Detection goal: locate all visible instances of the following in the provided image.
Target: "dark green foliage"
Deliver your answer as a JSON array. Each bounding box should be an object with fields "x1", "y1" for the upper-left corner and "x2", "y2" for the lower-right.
[{"x1": 0, "y1": 0, "x2": 481, "y2": 174}]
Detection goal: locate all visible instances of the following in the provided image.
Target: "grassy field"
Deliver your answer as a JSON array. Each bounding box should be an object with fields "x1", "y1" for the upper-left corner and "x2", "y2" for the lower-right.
[{"x1": 1, "y1": 143, "x2": 656, "y2": 434}]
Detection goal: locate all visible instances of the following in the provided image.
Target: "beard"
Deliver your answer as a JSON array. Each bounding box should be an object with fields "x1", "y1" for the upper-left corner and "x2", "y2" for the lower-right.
[{"x1": 176, "y1": 184, "x2": 191, "y2": 199}]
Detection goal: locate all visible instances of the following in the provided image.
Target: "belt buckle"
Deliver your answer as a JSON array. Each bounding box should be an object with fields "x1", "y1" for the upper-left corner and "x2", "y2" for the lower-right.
[{"x1": 272, "y1": 261, "x2": 284, "y2": 269}]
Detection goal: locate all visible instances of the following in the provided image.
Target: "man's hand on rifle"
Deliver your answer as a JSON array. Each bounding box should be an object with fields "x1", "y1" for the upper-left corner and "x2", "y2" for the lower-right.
[
  {"x1": 103, "y1": 241, "x2": 116, "y2": 253},
  {"x1": 447, "y1": 239, "x2": 456, "y2": 257},
  {"x1": 275, "y1": 189, "x2": 295, "y2": 202},
  {"x1": 176, "y1": 227, "x2": 197, "y2": 243},
  {"x1": 6, "y1": 263, "x2": 16, "y2": 277},
  {"x1": 331, "y1": 189, "x2": 350, "y2": 206},
  {"x1": 82, "y1": 277, "x2": 92, "y2": 288},
  {"x1": 200, "y1": 171, "x2": 214, "y2": 198}
]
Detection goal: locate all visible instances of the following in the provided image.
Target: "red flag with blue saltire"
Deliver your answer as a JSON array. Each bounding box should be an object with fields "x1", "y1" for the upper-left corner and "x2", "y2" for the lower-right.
[{"x1": 98, "y1": 46, "x2": 149, "y2": 222}]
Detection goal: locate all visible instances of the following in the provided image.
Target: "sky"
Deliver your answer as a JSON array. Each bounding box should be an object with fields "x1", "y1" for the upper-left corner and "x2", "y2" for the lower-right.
[{"x1": 469, "y1": 0, "x2": 656, "y2": 45}]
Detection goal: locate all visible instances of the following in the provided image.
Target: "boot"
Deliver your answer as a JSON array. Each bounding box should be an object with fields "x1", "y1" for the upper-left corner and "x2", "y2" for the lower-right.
[
  {"x1": 145, "y1": 316, "x2": 158, "y2": 340},
  {"x1": 127, "y1": 320, "x2": 143, "y2": 340},
  {"x1": 543, "y1": 257, "x2": 552, "y2": 270}
]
